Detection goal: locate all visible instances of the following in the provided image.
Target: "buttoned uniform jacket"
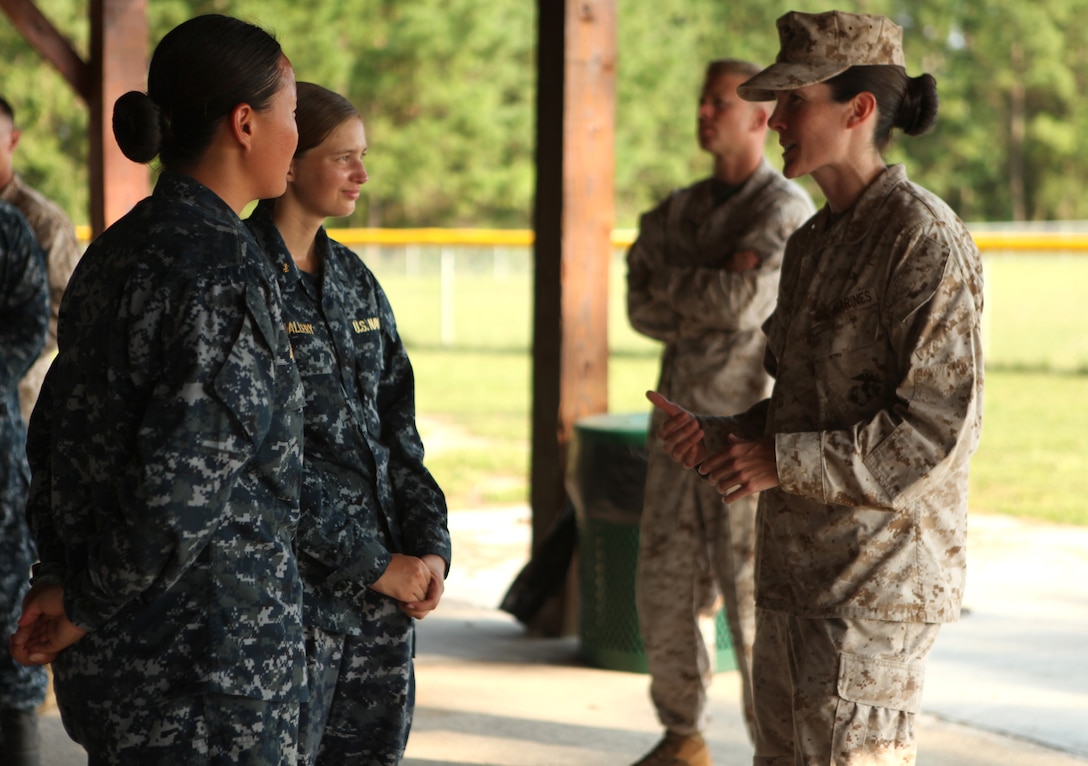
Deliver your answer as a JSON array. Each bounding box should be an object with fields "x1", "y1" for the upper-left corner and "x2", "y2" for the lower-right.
[
  {"x1": 710, "y1": 164, "x2": 984, "y2": 624},
  {"x1": 27, "y1": 172, "x2": 306, "y2": 702},
  {"x1": 627, "y1": 157, "x2": 816, "y2": 419},
  {"x1": 0, "y1": 201, "x2": 49, "y2": 708},
  {"x1": 247, "y1": 201, "x2": 451, "y2": 636},
  {"x1": 0, "y1": 201, "x2": 47, "y2": 517},
  {"x1": 2, "y1": 174, "x2": 83, "y2": 421},
  {"x1": 0, "y1": 174, "x2": 80, "y2": 347}
]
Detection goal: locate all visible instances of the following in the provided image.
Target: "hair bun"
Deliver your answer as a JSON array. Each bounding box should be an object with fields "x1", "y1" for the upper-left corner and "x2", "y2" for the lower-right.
[
  {"x1": 898, "y1": 73, "x2": 938, "y2": 136},
  {"x1": 112, "y1": 91, "x2": 165, "y2": 163}
]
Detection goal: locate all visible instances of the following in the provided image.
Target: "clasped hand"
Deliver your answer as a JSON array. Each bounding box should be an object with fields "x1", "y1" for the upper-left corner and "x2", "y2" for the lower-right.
[
  {"x1": 371, "y1": 553, "x2": 447, "y2": 620},
  {"x1": 9, "y1": 583, "x2": 87, "y2": 666},
  {"x1": 646, "y1": 390, "x2": 780, "y2": 503}
]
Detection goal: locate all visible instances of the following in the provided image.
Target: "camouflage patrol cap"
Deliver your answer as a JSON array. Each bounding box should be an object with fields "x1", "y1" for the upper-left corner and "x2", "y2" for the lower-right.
[{"x1": 738, "y1": 11, "x2": 905, "y2": 101}]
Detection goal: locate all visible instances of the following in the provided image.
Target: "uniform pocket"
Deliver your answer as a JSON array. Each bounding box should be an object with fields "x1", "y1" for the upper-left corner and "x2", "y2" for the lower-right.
[
  {"x1": 837, "y1": 651, "x2": 926, "y2": 714},
  {"x1": 803, "y1": 302, "x2": 883, "y2": 362}
]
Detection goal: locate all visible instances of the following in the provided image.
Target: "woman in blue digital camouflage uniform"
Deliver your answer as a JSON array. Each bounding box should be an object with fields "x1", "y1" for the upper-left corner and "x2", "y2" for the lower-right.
[
  {"x1": 246, "y1": 82, "x2": 451, "y2": 766},
  {"x1": 10, "y1": 15, "x2": 307, "y2": 765},
  {"x1": 0, "y1": 201, "x2": 48, "y2": 766}
]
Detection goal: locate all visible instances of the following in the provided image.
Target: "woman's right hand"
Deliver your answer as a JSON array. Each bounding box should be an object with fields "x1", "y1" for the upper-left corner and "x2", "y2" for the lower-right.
[
  {"x1": 646, "y1": 390, "x2": 707, "y2": 468},
  {"x1": 371, "y1": 553, "x2": 431, "y2": 603}
]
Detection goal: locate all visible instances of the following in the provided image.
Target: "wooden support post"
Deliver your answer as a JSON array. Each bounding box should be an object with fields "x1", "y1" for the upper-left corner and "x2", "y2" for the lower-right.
[
  {"x1": 90, "y1": 0, "x2": 149, "y2": 234},
  {"x1": 0, "y1": 0, "x2": 149, "y2": 235},
  {"x1": 530, "y1": 0, "x2": 615, "y2": 636}
]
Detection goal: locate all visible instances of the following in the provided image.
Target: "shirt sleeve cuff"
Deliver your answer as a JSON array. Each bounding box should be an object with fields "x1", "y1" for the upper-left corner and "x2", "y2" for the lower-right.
[
  {"x1": 326, "y1": 546, "x2": 392, "y2": 591},
  {"x1": 775, "y1": 430, "x2": 825, "y2": 502}
]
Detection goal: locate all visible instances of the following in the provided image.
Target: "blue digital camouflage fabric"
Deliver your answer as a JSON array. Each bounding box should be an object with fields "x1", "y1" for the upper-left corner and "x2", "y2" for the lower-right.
[
  {"x1": 1, "y1": 172, "x2": 83, "y2": 423},
  {"x1": 55, "y1": 695, "x2": 301, "y2": 766},
  {"x1": 0, "y1": 200, "x2": 49, "y2": 713},
  {"x1": 247, "y1": 200, "x2": 450, "y2": 765},
  {"x1": 299, "y1": 597, "x2": 414, "y2": 765},
  {"x1": 627, "y1": 159, "x2": 814, "y2": 741},
  {"x1": 25, "y1": 172, "x2": 307, "y2": 763}
]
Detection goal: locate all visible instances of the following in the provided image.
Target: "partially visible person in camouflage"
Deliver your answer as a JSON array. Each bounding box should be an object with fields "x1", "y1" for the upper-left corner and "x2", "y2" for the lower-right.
[
  {"x1": 0, "y1": 200, "x2": 48, "y2": 766},
  {"x1": 0, "y1": 96, "x2": 83, "y2": 424},
  {"x1": 9, "y1": 15, "x2": 308, "y2": 765},
  {"x1": 626, "y1": 59, "x2": 814, "y2": 766},
  {"x1": 246, "y1": 83, "x2": 450, "y2": 766},
  {"x1": 651, "y1": 11, "x2": 984, "y2": 766}
]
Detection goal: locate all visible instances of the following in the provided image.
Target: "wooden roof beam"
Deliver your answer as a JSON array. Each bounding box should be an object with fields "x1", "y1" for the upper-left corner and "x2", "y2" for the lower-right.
[{"x1": 0, "y1": 0, "x2": 90, "y2": 99}]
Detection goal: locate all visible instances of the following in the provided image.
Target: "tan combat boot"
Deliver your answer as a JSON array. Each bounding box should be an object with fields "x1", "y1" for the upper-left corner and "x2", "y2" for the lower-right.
[{"x1": 631, "y1": 731, "x2": 711, "y2": 766}]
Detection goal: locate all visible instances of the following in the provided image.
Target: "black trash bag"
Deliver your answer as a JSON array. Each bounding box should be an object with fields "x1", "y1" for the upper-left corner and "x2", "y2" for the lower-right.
[{"x1": 499, "y1": 501, "x2": 577, "y2": 624}]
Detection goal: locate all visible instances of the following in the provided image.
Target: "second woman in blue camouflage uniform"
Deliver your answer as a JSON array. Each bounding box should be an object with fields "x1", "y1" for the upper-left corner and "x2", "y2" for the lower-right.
[
  {"x1": 246, "y1": 83, "x2": 451, "y2": 765},
  {"x1": 11, "y1": 15, "x2": 307, "y2": 765}
]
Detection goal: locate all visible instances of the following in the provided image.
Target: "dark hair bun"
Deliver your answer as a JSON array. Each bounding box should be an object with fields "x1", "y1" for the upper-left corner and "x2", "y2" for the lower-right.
[
  {"x1": 112, "y1": 91, "x2": 164, "y2": 163},
  {"x1": 898, "y1": 73, "x2": 938, "y2": 136}
]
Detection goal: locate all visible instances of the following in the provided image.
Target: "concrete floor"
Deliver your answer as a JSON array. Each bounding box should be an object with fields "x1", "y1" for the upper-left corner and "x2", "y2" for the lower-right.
[{"x1": 37, "y1": 506, "x2": 1088, "y2": 765}]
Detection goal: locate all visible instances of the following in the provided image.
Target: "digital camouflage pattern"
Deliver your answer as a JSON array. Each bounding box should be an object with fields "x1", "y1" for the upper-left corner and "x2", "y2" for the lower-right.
[
  {"x1": 721, "y1": 164, "x2": 984, "y2": 624},
  {"x1": 752, "y1": 611, "x2": 940, "y2": 765},
  {"x1": 737, "y1": 11, "x2": 906, "y2": 102},
  {"x1": 26, "y1": 172, "x2": 307, "y2": 760},
  {"x1": 247, "y1": 201, "x2": 450, "y2": 633},
  {"x1": 705, "y1": 164, "x2": 983, "y2": 763},
  {"x1": 0, "y1": 200, "x2": 49, "y2": 712},
  {"x1": 1, "y1": 173, "x2": 83, "y2": 423},
  {"x1": 627, "y1": 158, "x2": 813, "y2": 739},
  {"x1": 247, "y1": 202, "x2": 449, "y2": 763},
  {"x1": 300, "y1": 595, "x2": 414, "y2": 765},
  {"x1": 57, "y1": 694, "x2": 300, "y2": 766}
]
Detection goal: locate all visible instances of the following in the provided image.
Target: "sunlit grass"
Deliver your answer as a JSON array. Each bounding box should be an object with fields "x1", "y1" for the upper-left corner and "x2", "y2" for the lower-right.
[{"x1": 372, "y1": 250, "x2": 1088, "y2": 525}]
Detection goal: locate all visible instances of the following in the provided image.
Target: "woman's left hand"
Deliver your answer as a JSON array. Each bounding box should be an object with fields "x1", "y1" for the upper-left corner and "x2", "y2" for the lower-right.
[
  {"x1": 10, "y1": 584, "x2": 86, "y2": 666},
  {"x1": 698, "y1": 434, "x2": 780, "y2": 503}
]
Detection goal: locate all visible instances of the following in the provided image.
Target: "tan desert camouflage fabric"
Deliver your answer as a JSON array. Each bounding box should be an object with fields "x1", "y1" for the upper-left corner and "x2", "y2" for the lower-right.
[
  {"x1": 738, "y1": 11, "x2": 906, "y2": 101},
  {"x1": 752, "y1": 611, "x2": 940, "y2": 765},
  {"x1": 628, "y1": 158, "x2": 813, "y2": 739},
  {"x1": 716, "y1": 164, "x2": 984, "y2": 624}
]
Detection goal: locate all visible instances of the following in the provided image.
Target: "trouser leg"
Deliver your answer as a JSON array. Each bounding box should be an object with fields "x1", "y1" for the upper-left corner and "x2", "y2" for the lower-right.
[
  {"x1": 0, "y1": 707, "x2": 40, "y2": 766},
  {"x1": 316, "y1": 592, "x2": 415, "y2": 766},
  {"x1": 708, "y1": 489, "x2": 758, "y2": 742},
  {"x1": 753, "y1": 609, "x2": 940, "y2": 766},
  {"x1": 298, "y1": 625, "x2": 345, "y2": 766},
  {"x1": 1, "y1": 514, "x2": 48, "y2": 766},
  {"x1": 637, "y1": 449, "x2": 717, "y2": 736},
  {"x1": 58, "y1": 691, "x2": 300, "y2": 766},
  {"x1": 751, "y1": 609, "x2": 796, "y2": 766}
]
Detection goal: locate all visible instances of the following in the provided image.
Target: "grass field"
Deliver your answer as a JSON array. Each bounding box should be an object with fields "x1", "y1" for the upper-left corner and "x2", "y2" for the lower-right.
[{"x1": 366, "y1": 248, "x2": 1088, "y2": 526}]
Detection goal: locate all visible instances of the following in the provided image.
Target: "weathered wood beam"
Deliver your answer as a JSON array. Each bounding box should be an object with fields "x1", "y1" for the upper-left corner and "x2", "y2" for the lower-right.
[
  {"x1": 0, "y1": 0, "x2": 90, "y2": 98},
  {"x1": 89, "y1": 0, "x2": 149, "y2": 234},
  {"x1": 530, "y1": 0, "x2": 615, "y2": 636},
  {"x1": 1, "y1": 0, "x2": 149, "y2": 234}
]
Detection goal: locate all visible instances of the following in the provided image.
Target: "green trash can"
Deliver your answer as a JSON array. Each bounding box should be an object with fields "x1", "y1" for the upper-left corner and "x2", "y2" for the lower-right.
[{"x1": 566, "y1": 412, "x2": 735, "y2": 674}]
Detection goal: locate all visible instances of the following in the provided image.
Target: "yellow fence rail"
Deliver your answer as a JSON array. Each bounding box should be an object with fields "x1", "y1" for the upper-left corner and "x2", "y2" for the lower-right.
[
  {"x1": 328, "y1": 228, "x2": 1088, "y2": 252},
  {"x1": 74, "y1": 225, "x2": 1088, "y2": 252}
]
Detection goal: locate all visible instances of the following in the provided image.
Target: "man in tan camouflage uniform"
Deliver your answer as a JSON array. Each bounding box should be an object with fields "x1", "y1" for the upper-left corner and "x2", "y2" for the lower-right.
[
  {"x1": 652, "y1": 12, "x2": 985, "y2": 766},
  {"x1": 626, "y1": 59, "x2": 814, "y2": 766},
  {"x1": 0, "y1": 96, "x2": 83, "y2": 423}
]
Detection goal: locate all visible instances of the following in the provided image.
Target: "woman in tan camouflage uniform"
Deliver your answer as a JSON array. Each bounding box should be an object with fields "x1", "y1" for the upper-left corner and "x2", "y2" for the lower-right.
[{"x1": 650, "y1": 10, "x2": 984, "y2": 765}]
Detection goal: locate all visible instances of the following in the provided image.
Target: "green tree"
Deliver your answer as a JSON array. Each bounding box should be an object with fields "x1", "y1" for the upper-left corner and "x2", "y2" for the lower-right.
[
  {"x1": 6, "y1": 0, "x2": 1088, "y2": 228},
  {"x1": 0, "y1": 0, "x2": 89, "y2": 225}
]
